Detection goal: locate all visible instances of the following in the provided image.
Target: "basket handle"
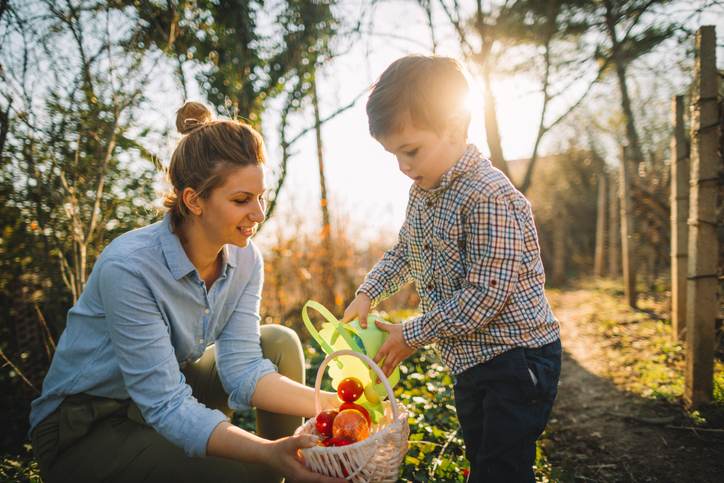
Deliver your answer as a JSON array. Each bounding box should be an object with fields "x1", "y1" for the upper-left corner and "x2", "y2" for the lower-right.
[{"x1": 314, "y1": 349, "x2": 400, "y2": 420}]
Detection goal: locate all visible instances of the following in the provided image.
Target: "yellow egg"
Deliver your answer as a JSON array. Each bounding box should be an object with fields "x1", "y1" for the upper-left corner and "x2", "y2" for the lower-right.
[{"x1": 364, "y1": 382, "x2": 380, "y2": 404}]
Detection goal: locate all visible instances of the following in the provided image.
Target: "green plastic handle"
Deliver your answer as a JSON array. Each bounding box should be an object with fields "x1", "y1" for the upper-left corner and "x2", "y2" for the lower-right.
[{"x1": 301, "y1": 300, "x2": 365, "y2": 359}]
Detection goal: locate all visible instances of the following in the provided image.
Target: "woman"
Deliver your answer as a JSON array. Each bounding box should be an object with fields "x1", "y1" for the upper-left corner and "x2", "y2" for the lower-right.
[{"x1": 29, "y1": 102, "x2": 342, "y2": 483}]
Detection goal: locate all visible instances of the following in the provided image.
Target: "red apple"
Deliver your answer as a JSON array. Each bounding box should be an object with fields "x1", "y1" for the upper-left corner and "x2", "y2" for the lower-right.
[
  {"x1": 315, "y1": 409, "x2": 338, "y2": 438},
  {"x1": 337, "y1": 377, "x2": 364, "y2": 402}
]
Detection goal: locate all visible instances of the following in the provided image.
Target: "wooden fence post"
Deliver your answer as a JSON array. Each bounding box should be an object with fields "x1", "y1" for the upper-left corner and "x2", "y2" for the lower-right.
[
  {"x1": 620, "y1": 146, "x2": 637, "y2": 308},
  {"x1": 685, "y1": 25, "x2": 719, "y2": 407},
  {"x1": 594, "y1": 173, "x2": 607, "y2": 277},
  {"x1": 608, "y1": 172, "x2": 620, "y2": 277},
  {"x1": 671, "y1": 95, "x2": 689, "y2": 341}
]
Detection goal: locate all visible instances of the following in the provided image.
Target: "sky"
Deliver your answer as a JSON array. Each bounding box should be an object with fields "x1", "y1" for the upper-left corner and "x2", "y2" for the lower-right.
[
  {"x1": 142, "y1": 1, "x2": 723, "y2": 247},
  {"x1": 248, "y1": 0, "x2": 543, "y2": 244}
]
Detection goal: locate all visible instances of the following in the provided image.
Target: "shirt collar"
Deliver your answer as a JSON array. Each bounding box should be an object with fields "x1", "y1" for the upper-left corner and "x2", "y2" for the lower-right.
[
  {"x1": 417, "y1": 143, "x2": 483, "y2": 195},
  {"x1": 159, "y1": 214, "x2": 236, "y2": 280}
]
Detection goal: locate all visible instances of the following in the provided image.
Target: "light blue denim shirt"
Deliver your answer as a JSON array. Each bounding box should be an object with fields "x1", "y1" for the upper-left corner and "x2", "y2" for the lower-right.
[{"x1": 28, "y1": 215, "x2": 277, "y2": 457}]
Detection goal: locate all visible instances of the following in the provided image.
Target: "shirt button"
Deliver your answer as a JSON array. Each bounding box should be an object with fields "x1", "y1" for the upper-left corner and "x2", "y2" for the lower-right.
[
  {"x1": 424, "y1": 243, "x2": 431, "y2": 251},
  {"x1": 204, "y1": 308, "x2": 210, "y2": 314},
  {"x1": 426, "y1": 200, "x2": 434, "y2": 208},
  {"x1": 426, "y1": 282, "x2": 434, "y2": 291}
]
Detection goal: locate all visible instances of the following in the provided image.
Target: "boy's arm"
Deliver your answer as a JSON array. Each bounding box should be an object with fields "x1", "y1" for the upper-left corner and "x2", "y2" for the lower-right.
[
  {"x1": 357, "y1": 224, "x2": 413, "y2": 307},
  {"x1": 402, "y1": 195, "x2": 524, "y2": 349}
]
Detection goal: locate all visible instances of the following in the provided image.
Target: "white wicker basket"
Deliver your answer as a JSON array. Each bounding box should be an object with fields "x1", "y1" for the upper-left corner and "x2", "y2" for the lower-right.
[{"x1": 295, "y1": 350, "x2": 409, "y2": 482}]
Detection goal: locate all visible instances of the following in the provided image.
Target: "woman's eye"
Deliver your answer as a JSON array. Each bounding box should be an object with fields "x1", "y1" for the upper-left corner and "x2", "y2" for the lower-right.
[{"x1": 234, "y1": 198, "x2": 250, "y2": 205}]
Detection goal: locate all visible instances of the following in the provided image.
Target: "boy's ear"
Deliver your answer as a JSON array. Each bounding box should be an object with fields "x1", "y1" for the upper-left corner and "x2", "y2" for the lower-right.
[
  {"x1": 446, "y1": 112, "x2": 469, "y2": 143},
  {"x1": 181, "y1": 187, "x2": 203, "y2": 216}
]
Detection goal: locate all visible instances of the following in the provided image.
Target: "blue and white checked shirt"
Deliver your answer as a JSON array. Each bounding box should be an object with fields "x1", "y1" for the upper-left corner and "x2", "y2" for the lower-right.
[
  {"x1": 359, "y1": 144, "x2": 560, "y2": 375},
  {"x1": 29, "y1": 215, "x2": 277, "y2": 457}
]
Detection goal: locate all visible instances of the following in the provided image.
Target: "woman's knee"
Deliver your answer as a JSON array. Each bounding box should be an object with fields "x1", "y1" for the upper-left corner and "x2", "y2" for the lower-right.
[{"x1": 260, "y1": 324, "x2": 304, "y2": 384}]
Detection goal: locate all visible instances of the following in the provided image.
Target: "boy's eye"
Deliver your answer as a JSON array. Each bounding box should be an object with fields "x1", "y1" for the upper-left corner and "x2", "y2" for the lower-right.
[{"x1": 404, "y1": 148, "x2": 419, "y2": 157}]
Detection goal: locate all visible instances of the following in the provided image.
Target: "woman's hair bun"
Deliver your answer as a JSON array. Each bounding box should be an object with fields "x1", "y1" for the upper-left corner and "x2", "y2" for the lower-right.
[{"x1": 176, "y1": 101, "x2": 213, "y2": 134}]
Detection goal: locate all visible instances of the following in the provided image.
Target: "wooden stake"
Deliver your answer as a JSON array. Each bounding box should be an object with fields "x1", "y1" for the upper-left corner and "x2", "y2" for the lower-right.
[
  {"x1": 608, "y1": 172, "x2": 620, "y2": 277},
  {"x1": 594, "y1": 173, "x2": 607, "y2": 277},
  {"x1": 671, "y1": 95, "x2": 689, "y2": 341},
  {"x1": 685, "y1": 26, "x2": 719, "y2": 408},
  {"x1": 619, "y1": 146, "x2": 636, "y2": 308}
]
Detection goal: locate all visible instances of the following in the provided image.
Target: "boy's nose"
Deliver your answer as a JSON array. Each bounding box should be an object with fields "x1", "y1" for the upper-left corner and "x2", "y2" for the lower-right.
[{"x1": 397, "y1": 157, "x2": 410, "y2": 173}]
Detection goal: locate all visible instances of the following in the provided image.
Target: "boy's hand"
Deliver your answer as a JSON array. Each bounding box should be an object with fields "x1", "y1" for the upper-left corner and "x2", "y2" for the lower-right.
[
  {"x1": 341, "y1": 293, "x2": 372, "y2": 328},
  {"x1": 372, "y1": 320, "x2": 415, "y2": 377}
]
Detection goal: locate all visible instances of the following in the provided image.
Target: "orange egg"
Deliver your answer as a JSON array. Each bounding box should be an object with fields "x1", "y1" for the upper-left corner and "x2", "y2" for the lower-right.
[{"x1": 332, "y1": 409, "x2": 369, "y2": 442}]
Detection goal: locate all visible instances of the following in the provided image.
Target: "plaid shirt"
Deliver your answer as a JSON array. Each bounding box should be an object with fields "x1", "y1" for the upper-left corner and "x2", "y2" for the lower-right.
[{"x1": 358, "y1": 144, "x2": 560, "y2": 375}]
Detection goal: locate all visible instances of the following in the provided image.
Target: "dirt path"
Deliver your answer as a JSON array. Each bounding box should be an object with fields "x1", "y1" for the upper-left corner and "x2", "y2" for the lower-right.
[{"x1": 545, "y1": 289, "x2": 724, "y2": 483}]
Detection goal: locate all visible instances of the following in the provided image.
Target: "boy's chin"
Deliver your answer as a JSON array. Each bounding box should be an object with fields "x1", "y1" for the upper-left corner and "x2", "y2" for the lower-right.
[{"x1": 415, "y1": 177, "x2": 440, "y2": 190}]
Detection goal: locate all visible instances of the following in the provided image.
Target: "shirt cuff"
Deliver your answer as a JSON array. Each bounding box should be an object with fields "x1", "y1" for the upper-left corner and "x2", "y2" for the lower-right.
[
  {"x1": 191, "y1": 408, "x2": 229, "y2": 457},
  {"x1": 227, "y1": 358, "x2": 278, "y2": 411},
  {"x1": 356, "y1": 279, "x2": 385, "y2": 307},
  {"x1": 402, "y1": 314, "x2": 437, "y2": 350}
]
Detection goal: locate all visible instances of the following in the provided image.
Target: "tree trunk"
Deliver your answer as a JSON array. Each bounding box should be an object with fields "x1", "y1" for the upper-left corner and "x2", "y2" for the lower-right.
[
  {"x1": 482, "y1": 68, "x2": 509, "y2": 178},
  {"x1": 311, "y1": 74, "x2": 336, "y2": 311},
  {"x1": 594, "y1": 173, "x2": 607, "y2": 277},
  {"x1": 670, "y1": 95, "x2": 689, "y2": 341},
  {"x1": 604, "y1": 3, "x2": 645, "y2": 167},
  {"x1": 685, "y1": 26, "x2": 718, "y2": 408},
  {"x1": 619, "y1": 146, "x2": 637, "y2": 308},
  {"x1": 552, "y1": 217, "x2": 566, "y2": 286}
]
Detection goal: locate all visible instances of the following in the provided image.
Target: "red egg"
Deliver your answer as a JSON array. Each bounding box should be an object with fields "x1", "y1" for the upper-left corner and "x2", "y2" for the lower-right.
[
  {"x1": 327, "y1": 437, "x2": 354, "y2": 447},
  {"x1": 339, "y1": 401, "x2": 371, "y2": 426},
  {"x1": 332, "y1": 409, "x2": 369, "y2": 442},
  {"x1": 337, "y1": 377, "x2": 364, "y2": 402},
  {"x1": 315, "y1": 409, "x2": 338, "y2": 438}
]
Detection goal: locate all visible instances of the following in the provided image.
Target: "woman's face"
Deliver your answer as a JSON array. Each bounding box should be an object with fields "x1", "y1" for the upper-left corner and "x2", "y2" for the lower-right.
[{"x1": 197, "y1": 164, "x2": 266, "y2": 248}]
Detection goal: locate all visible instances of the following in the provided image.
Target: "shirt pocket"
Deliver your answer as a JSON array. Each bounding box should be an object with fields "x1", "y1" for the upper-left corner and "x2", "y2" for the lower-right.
[{"x1": 431, "y1": 234, "x2": 467, "y2": 285}]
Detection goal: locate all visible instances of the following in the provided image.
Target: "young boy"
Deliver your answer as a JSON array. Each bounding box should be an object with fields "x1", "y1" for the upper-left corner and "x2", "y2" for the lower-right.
[{"x1": 341, "y1": 55, "x2": 561, "y2": 483}]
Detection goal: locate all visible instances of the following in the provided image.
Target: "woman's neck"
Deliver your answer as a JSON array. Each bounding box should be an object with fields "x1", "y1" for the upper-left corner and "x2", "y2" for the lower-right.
[{"x1": 176, "y1": 219, "x2": 223, "y2": 287}]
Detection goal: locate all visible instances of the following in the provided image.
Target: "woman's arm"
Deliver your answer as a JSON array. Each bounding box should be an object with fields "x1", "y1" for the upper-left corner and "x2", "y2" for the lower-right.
[
  {"x1": 207, "y1": 422, "x2": 344, "y2": 483},
  {"x1": 251, "y1": 372, "x2": 339, "y2": 418},
  {"x1": 216, "y1": 249, "x2": 338, "y2": 416}
]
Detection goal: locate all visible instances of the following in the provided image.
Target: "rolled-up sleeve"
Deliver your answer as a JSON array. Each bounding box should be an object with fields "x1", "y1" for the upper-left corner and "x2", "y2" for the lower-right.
[
  {"x1": 403, "y1": 195, "x2": 523, "y2": 348},
  {"x1": 99, "y1": 259, "x2": 228, "y2": 457},
  {"x1": 215, "y1": 251, "x2": 277, "y2": 411}
]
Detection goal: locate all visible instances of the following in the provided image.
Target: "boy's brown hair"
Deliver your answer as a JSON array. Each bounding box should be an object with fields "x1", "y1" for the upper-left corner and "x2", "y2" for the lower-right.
[
  {"x1": 163, "y1": 101, "x2": 266, "y2": 229},
  {"x1": 366, "y1": 55, "x2": 471, "y2": 138}
]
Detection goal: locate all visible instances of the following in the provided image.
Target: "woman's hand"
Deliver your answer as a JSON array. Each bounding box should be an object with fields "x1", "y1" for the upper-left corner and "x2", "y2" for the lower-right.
[
  {"x1": 340, "y1": 293, "x2": 372, "y2": 327},
  {"x1": 264, "y1": 434, "x2": 345, "y2": 483}
]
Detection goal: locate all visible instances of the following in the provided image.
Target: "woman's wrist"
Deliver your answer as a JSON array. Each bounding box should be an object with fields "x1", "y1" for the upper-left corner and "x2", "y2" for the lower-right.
[
  {"x1": 319, "y1": 390, "x2": 340, "y2": 412},
  {"x1": 255, "y1": 439, "x2": 276, "y2": 466}
]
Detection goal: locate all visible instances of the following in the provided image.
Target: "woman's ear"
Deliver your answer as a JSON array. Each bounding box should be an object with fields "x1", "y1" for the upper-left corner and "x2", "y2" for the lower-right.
[{"x1": 181, "y1": 187, "x2": 203, "y2": 216}]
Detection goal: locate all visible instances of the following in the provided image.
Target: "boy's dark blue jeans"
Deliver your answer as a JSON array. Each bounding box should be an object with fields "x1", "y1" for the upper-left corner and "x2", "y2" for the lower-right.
[{"x1": 453, "y1": 339, "x2": 562, "y2": 483}]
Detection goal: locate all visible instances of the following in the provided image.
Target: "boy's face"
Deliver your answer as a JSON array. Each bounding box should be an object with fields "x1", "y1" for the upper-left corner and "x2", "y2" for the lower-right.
[{"x1": 377, "y1": 115, "x2": 467, "y2": 190}]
